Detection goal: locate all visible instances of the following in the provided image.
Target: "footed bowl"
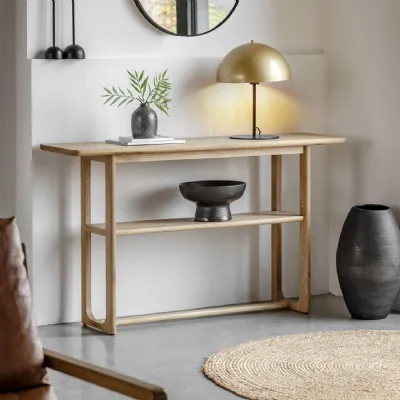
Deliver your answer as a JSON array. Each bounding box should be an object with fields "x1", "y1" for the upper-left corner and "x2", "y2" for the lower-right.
[{"x1": 179, "y1": 180, "x2": 246, "y2": 222}]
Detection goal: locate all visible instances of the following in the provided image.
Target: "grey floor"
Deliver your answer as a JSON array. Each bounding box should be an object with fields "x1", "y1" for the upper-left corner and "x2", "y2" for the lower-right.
[{"x1": 39, "y1": 295, "x2": 400, "y2": 399}]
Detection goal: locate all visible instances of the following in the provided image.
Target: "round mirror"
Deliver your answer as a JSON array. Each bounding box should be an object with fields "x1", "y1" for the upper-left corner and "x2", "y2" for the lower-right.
[{"x1": 134, "y1": 0, "x2": 239, "y2": 37}]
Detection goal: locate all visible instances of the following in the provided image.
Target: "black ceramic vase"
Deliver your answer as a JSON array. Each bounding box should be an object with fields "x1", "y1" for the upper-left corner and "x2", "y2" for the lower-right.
[
  {"x1": 336, "y1": 204, "x2": 400, "y2": 320},
  {"x1": 131, "y1": 103, "x2": 158, "y2": 139}
]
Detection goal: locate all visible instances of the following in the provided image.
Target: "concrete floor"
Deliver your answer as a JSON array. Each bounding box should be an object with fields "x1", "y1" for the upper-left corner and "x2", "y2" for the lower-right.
[{"x1": 39, "y1": 295, "x2": 400, "y2": 399}]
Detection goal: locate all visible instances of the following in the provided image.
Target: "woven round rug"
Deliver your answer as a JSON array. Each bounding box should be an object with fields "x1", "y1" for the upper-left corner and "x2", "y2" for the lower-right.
[{"x1": 203, "y1": 330, "x2": 400, "y2": 400}]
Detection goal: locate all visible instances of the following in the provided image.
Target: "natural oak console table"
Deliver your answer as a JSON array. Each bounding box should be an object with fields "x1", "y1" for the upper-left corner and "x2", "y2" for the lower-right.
[{"x1": 41, "y1": 133, "x2": 345, "y2": 335}]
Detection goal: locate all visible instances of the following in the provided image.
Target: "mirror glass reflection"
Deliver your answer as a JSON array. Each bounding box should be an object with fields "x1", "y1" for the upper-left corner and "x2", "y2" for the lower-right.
[{"x1": 136, "y1": 0, "x2": 238, "y2": 36}]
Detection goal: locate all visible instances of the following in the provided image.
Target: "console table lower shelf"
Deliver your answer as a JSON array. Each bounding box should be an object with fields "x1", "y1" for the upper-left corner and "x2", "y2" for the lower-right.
[
  {"x1": 88, "y1": 300, "x2": 292, "y2": 331},
  {"x1": 84, "y1": 209, "x2": 303, "y2": 334},
  {"x1": 40, "y1": 133, "x2": 346, "y2": 335}
]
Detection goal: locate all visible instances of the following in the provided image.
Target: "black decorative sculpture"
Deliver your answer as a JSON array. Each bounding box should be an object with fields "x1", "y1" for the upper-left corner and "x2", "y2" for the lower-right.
[
  {"x1": 63, "y1": 0, "x2": 86, "y2": 59},
  {"x1": 337, "y1": 204, "x2": 400, "y2": 320},
  {"x1": 45, "y1": 0, "x2": 63, "y2": 60}
]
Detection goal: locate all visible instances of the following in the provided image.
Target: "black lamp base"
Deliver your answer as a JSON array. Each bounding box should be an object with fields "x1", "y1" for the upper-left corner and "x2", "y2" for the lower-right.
[
  {"x1": 63, "y1": 44, "x2": 86, "y2": 59},
  {"x1": 230, "y1": 134, "x2": 280, "y2": 140},
  {"x1": 45, "y1": 46, "x2": 63, "y2": 60}
]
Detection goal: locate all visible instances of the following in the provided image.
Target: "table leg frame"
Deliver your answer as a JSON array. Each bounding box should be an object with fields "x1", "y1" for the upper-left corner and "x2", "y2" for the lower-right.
[
  {"x1": 81, "y1": 158, "x2": 93, "y2": 326},
  {"x1": 291, "y1": 146, "x2": 311, "y2": 313},
  {"x1": 82, "y1": 156, "x2": 117, "y2": 335},
  {"x1": 271, "y1": 155, "x2": 284, "y2": 301},
  {"x1": 81, "y1": 148, "x2": 311, "y2": 335}
]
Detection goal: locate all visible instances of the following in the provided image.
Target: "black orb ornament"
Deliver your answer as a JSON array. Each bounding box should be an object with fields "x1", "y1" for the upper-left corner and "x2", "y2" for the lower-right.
[
  {"x1": 63, "y1": 0, "x2": 86, "y2": 60},
  {"x1": 63, "y1": 44, "x2": 86, "y2": 60},
  {"x1": 45, "y1": 46, "x2": 63, "y2": 60},
  {"x1": 45, "y1": 0, "x2": 62, "y2": 60}
]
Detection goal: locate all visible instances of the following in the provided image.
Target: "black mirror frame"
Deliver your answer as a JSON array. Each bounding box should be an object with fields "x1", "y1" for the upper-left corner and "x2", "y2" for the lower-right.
[{"x1": 133, "y1": 0, "x2": 239, "y2": 37}]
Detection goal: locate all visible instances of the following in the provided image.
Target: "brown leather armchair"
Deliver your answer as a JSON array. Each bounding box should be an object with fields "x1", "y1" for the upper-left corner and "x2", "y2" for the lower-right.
[
  {"x1": 0, "y1": 347, "x2": 167, "y2": 400},
  {"x1": 0, "y1": 218, "x2": 167, "y2": 400},
  {"x1": 42, "y1": 349, "x2": 167, "y2": 399},
  {"x1": 21, "y1": 249, "x2": 168, "y2": 400}
]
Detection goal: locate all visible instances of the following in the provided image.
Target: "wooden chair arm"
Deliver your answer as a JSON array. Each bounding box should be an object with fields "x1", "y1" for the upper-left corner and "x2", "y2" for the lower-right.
[{"x1": 44, "y1": 349, "x2": 167, "y2": 400}]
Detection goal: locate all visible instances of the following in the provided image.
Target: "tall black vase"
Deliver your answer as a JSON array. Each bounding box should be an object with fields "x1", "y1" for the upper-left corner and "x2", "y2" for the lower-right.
[{"x1": 337, "y1": 204, "x2": 400, "y2": 320}]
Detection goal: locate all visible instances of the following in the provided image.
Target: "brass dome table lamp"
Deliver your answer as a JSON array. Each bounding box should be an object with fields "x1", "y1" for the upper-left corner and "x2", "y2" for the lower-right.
[{"x1": 217, "y1": 41, "x2": 291, "y2": 140}]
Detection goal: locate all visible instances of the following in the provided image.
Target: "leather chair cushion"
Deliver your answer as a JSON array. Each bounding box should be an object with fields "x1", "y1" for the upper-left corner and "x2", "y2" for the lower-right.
[{"x1": 0, "y1": 218, "x2": 50, "y2": 393}]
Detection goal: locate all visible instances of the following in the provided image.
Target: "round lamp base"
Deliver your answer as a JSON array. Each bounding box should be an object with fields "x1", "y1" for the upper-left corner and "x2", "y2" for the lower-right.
[{"x1": 230, "y1": 134, "x2": 280, "y2": 140}]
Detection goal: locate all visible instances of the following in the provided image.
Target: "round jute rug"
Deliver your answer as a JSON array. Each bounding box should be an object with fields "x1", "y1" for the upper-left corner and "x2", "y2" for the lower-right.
[{"x1": 203, "y1": 330, "x2": 400, "y2": 400}]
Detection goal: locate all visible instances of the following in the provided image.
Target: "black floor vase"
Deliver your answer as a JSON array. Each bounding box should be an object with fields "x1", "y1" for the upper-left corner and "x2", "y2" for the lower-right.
[{"x1": 337, "y1": 204, "x2": 400, "y2": 320}]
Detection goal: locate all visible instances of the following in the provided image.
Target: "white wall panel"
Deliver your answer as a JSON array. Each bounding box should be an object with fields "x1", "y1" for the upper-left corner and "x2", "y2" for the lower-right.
[
  {"x1": 323, "y1": 0, "x2": 400, "y2": 295},
  {"x1": 32, "y1": 55, "x2": 327, "y2": 325}
]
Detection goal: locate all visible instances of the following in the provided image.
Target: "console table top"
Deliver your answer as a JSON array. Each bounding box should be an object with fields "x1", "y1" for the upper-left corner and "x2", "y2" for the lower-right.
[{"x1": 40, "y1": 133, "x2": 346, "y2": 157}]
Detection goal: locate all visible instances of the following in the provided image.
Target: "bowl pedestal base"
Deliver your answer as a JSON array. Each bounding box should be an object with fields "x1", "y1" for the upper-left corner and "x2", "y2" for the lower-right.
[{"x1": 195, "y1": 204, "x2": 232, "y2": 222}]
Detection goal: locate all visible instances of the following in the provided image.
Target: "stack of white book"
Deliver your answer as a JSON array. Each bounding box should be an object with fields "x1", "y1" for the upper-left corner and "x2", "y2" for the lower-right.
[{"x1": 106, "y1": 135, "x2": 185, "y2": 146}]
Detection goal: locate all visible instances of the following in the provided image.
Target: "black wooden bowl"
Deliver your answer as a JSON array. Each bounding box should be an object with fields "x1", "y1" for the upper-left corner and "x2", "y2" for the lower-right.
[{"x1": 179, "y1": 180, "x2": 246, "y2": 222}]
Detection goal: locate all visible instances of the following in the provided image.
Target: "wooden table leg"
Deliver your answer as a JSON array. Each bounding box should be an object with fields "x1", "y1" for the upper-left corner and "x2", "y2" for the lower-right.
[
  {"x1": 291, "y1": 146, "x2": 311, "y2": 313},
  {"x1": 103, "y1": 156, "x2": 117, "y2": 335},
  {"x1": 271, "y1": 155, "x2": 284, "y2": 301},
  {"x1": 81, "y1": 157, "x2": 93, "y2": 326}
]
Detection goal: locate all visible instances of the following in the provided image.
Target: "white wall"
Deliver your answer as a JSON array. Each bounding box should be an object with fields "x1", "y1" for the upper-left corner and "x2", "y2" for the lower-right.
[
  {"x1": 15, "y1": 1, "x2": 34, "y2": 277},
  {"x1": 27, "y1": 0, "x2": 322, "y2": 59},
  {"x1": 32, "y1": 55, "x2": 327, "y2": 325},
  {"x1": 324, "y1": 0, "x2": 400, "y2": 294},
  {"x1": 23, "y1": 0, "x2": 329, "y2": 325},
  {"x1": 0, "y1": 0, "x2": 16, "y2": 217}
]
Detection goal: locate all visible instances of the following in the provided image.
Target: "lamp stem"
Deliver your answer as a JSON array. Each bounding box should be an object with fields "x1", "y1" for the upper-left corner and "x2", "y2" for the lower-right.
[
  {"x1": 52, "y1": 0, "x2": 56, "y2": 47},
  {"x1": 252, "y1": 83, "x2": 258, "y2": 139},
  {"x1": 72, "y1": 0, "x2": 76, "y2": 45}
]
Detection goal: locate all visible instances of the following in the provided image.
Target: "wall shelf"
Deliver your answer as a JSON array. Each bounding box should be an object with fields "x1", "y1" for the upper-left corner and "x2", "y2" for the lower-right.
[{"x1": 86, "y1": 211, "x2": 303, "y2": 237}]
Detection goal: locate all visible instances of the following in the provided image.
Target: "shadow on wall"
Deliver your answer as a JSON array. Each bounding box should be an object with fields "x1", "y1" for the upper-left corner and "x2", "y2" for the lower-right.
[
  {"x1": 32, "y1": 149, "x2": 81, "y2": 323},
  {"x1": 327, "y1": 137, "x2": 372, "y2": 295},
  {"x1": 0, "y1": 0, "x2": 16, "y2": 216},
  {"x1": 389, "y1": 207, "x2": 400, "y2": 228},
  {"x1": 327, "y1": 138, "x2": 371, "y2": 218}
]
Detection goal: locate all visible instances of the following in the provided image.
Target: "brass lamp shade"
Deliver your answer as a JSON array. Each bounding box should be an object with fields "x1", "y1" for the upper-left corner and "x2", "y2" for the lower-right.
[
  {"x1": 217, "y1": 42, "x2": 291, "y2": 84},
  {"x1": 217, "y1": 41, "x2": 291, "y2": 140}
]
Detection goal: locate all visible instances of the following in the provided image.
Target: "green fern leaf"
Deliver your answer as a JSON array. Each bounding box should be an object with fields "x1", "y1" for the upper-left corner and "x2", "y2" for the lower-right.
[
  {"x1": 118, "y1": 98, "x2": 128, "y2": 108},
  {"x1": 141, "y1": 76, "x2": 149, "y2": 91},
  {"x1": 104, "y1": 96, "x2": 113, "y2": 105},
  {"x1": 111, "y1": 96, "x2": 120, "y2": 106},
  {"x1": 130, "y1": 82, "x2": 141, "y2": 93},
  {"x1": 154, "y1": 102, "x2": 168, "y2": 116}
]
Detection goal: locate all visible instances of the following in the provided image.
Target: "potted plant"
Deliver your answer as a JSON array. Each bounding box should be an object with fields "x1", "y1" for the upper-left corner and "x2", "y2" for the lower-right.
[{"x1": 102, "y1": 70, "x2": 172, "y2": 139}]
